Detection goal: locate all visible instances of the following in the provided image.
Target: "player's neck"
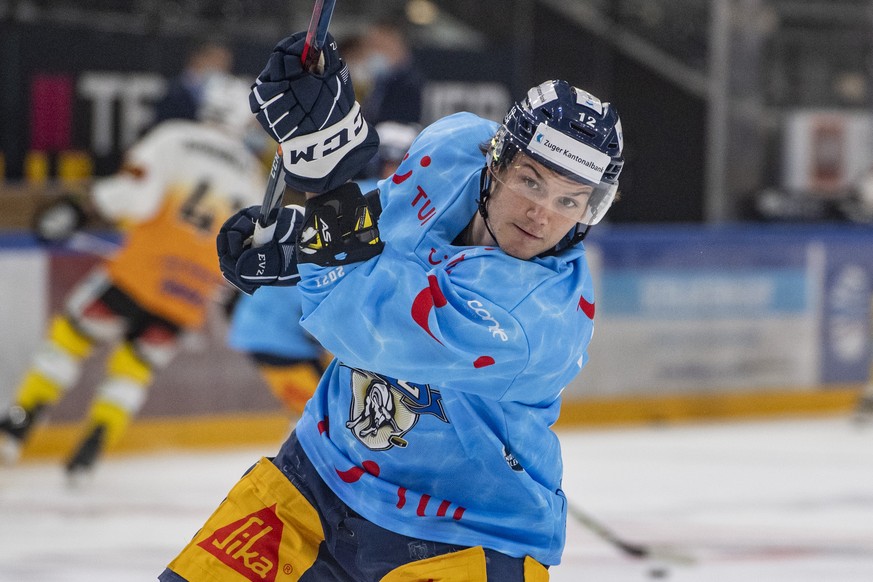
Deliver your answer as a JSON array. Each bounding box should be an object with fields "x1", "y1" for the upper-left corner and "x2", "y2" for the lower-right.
[{"x1": 461, "y1": 214, "x2": 496, "y2": 248}]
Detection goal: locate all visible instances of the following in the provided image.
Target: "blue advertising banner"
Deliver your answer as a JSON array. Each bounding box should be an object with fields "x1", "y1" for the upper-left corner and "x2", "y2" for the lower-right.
[
  {"x1": 570, "y1": 224, "x2": 873, "y2": 397},
  {"x1": 819, "y1": 237, "x2": 873, "y2": 384}
]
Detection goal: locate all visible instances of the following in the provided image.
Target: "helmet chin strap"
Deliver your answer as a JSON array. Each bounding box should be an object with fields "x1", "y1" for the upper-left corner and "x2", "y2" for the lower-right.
[
  {"x1": 477, "y1": 167, "x2": 501, "y2": 247},
  {"x1": 548, "y1": 223, "x2": 591, "y2": 255}
]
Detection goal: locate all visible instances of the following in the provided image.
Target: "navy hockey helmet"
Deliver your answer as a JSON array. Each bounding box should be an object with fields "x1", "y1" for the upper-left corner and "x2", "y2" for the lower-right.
[{"x1": 487, "y1": 80, "x2": 624, "y2": 234}]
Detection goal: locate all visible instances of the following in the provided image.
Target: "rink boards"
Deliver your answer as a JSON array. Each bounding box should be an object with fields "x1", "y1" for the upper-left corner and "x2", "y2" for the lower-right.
[{"x1": 0, "y1": 224, "x2": 869, "y2": 456}]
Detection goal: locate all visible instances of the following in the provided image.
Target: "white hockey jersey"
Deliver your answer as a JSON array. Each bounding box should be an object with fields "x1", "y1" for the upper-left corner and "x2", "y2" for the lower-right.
[{"x1": 92, "y1": 120, "x2": 265, "y2": 327}]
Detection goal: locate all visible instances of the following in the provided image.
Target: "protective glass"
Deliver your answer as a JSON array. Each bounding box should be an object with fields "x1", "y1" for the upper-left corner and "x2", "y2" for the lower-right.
[{"x1": 490, "y1": 160, "x2": 618, "y2": 226}]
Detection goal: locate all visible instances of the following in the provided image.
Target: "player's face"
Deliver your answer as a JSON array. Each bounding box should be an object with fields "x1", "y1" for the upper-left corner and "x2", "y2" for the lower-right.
[{"x1": 475, "y1": 155, "x2": 592, "y2": 259}]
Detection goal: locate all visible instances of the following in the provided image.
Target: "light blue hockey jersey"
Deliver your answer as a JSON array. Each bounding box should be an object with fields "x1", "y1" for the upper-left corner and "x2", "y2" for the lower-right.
[{"x1": 291, "y1": 112, "x2": 596, "y2": 565}]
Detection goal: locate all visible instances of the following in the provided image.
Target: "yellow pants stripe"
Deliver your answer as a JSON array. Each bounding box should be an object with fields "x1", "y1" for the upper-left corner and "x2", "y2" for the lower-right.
[
  {"x1": 16, "y1": 371, "x2": 64, "y2": 410},
  {"x1": 49, "y1": 315, "x2": 93, "y2": 358},
  {"x1": 15, "y1": 316, "x2": 96, "y2": 409},
  {"x1": 87, "y1": 400, "x2": 132, "y2": 448},
  {"x1": 106, "y1": 342, "x2": 152, "y2": 384}
]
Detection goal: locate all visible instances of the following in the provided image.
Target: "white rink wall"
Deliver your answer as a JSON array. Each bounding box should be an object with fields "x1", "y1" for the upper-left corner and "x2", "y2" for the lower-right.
[{"x1": 0, "y1": 247, "x2": 48, "y2": 401}]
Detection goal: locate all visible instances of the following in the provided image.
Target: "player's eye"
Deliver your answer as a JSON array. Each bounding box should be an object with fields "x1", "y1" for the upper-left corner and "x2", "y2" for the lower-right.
[
  {"x1": 557, "y1": 197, "x2": 579, "y2": 209},
  {"x1": 517, "y1": 176, "x2": 547, "y2": 200}
]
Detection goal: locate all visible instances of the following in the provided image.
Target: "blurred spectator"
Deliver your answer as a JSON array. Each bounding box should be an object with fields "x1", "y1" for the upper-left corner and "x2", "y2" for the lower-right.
[
  {"x1": 154, "y1": 40, "x2": 233, "y2": 124},
  {"x1": 753, "y1": 164, "x2": 873, "y2": 223},
  {"x1": 359, "y1": 19, "x2": 425, "y2": 125},
  {"x1": 846, "y1": 169, "x2": 873, "y2": 223},
  {"x1": 337, "y1": 34, "x2": 372, "y2": 104}
]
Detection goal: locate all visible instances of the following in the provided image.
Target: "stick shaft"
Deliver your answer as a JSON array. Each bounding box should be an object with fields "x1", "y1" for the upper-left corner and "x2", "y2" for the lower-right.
[
  {"x1": 253, "y1": 0, "x2": 338, "y2": 245},
  {"x1": 567, "y1": 503, "x2": 649, "y2": 558},
  {"x1": 567, "y1": 502, "x2": 696, "y2": 565}
]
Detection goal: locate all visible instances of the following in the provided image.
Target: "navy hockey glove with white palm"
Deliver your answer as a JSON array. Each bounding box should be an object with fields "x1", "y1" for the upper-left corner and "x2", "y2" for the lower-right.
[
  {"x1": 250, "y1": 31, "x2": 379, "y2": 193},
  {"x1": 217, "y1": 205, "x2": 305, "y2": 295}
]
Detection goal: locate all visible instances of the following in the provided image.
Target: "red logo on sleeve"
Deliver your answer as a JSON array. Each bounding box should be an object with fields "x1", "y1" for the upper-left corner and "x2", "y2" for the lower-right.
[
  {"x1": 411, "y1": 274, "x2": 497, "y2": 368},
  {"x1": 578, "y1": 295, "x2": 595, "y2": 319},
  {"x1": 411, "y1": 275, "x2": 447, "y2": 345}
]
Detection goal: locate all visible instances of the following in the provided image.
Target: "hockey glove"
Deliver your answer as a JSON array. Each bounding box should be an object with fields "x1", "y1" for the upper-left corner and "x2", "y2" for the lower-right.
[
  {"x1": 217, "y1": 205, "x2": 305, "y2": 295},
  {"x1": 32, "y1": 194, "x2": 87, "y2": 243},
  {"x1": 297, "y1": 182, "x2": 383, "y2": 267},
  {"x1": 250, "y1": 31, "x2": 379, "y2": 193}
]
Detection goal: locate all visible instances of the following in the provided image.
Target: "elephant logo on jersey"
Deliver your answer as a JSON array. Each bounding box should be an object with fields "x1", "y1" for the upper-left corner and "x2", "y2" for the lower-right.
[{"x1": 345, "y1": 367, "x2": 448, "y2": 451}]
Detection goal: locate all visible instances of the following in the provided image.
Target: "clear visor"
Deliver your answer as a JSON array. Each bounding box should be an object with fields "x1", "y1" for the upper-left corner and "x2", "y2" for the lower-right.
[{"x1": 490, "y1": 160, "x2": 618, "y2": 226}]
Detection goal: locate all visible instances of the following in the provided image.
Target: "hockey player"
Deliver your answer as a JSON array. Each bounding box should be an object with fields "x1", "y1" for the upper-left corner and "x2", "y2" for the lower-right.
[
  {"x1": 226, "y1": 122, "x2": 418, "y2": 414},
  {"x1": 160, "y1": 32, "x2": 623, "y2": 581},
  {"x1": 226, "y1": 285, "x2": 327, "y2": 413},
  {"x1": 0, "y1": 73, "x2": 265, "y2": 478}
]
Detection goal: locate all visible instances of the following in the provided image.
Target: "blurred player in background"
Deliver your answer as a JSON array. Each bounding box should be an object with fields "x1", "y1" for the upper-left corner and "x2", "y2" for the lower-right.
[
  {"x1": 226, "y1": 121, "x2": 420, "y2": 414},
  {"x1": 226, "y1": 286, "x2": 327, "y2": 414},
  {"x1": 161, "y1": 29, "x2": 623, "y2": 580},
  {"x1": 0, "y1": 73, "x2": 264, "y2": 480}
]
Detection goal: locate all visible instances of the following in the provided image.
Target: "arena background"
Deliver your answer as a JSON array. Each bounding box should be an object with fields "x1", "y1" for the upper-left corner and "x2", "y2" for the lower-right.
[{"x1": 0, "y1": 0, "x2": 870, "y2": 457}]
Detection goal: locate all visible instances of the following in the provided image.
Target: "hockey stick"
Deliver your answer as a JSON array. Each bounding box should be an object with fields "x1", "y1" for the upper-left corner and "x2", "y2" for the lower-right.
[
  {"x1": 252, "y1": 0, "x2": 337, "y2": 247},
  {"x1": 567, "y1": 502, "x2": 696, "y2": 566},
  {"x1": 61, "y1": 231, "x2": 121, "y2": 258},
  {"x1": 31, "y1": 195, "x2": 121, "y2": 258}
]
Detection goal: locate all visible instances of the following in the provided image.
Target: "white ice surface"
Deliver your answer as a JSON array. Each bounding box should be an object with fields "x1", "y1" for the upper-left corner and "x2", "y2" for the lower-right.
[{"x1": 1, "y1": 417, "x2": 871, "y2": 581}]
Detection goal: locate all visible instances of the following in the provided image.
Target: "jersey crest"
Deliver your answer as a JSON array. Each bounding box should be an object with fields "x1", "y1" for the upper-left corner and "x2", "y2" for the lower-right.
[{"x1": 345, "y1": 366, "x2": 448, "y2": 451}]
